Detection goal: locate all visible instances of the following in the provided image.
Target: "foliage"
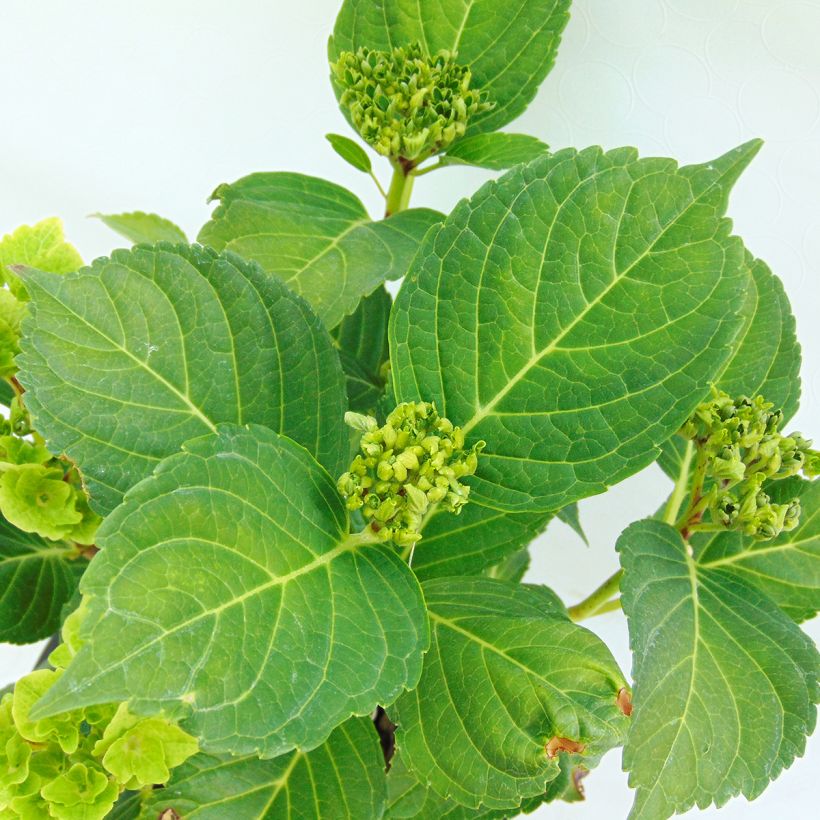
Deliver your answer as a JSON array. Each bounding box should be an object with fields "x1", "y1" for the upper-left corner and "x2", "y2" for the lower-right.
[{"x1": 0, "y1": 1, "x2": 817, "y2": 819}]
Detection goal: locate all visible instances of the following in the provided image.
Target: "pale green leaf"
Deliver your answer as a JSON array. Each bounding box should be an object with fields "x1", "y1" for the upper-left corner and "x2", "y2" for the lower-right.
[
  {"x1": 92, "y1": 211, "x2": 188, "y2": 245},
  {"x1": 0, "y1": 516, "x2": 83, "y2": 644},
  {"x1": 142, "y1": 718, "x2": 386, "y2": 819},
  {"x1": 695, "y1": 477, "x2": 820, "y2": 623},
  {"x1": 392, "y1": 578, "x2": 629, "y2": 810},
  {"x1": 618, "y1": 519, "x2": 819, "y2": 820},
  {"x1": 332, "y1": 285, "x2": 391, "y2": 413},
  {"x1": 326, "y1": 133, "x2": 373, "y2": 173},
  {"x1": 411, "y1": 502, "x2": 551, "y2": 581},
  {"x1": 17, "y1": 243, "x2": 348, "y2": 514},
  {"x1": 442, "y1": 133, "x2": 549, "y2": 170},
  {"x1": 658, "y1": 255, "x2": 801, "y2": 479},
  {"x1": 198, "y1": 173, "x2": 442, "y2": 329},
  {"x1": 391, "y1": 142, "x2": 758, "y2": 512},
  {"x1": 0, "y1": 218, "x2": 82, "y2": 298},
  {"x1": 329, "y1": 1, "x2": 571, "y2": 134},
  {"x1": 32, "y1": 425, "x2": 428, "y2": 759}
]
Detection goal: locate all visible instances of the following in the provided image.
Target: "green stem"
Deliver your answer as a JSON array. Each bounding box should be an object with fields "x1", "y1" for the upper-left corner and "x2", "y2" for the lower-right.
[
  {"x1": 385, "y1": 163, "x2": 415, "y2": 216},
  {"x1": 663, "y1": 439, "x2": 694, "y2": 525},
  {"x1": 411, "y1": 159, "x2": 445, "y2": 178},
  {"x1": 568, "y1": 569, "x2": 623, "y2": 622},
  {"x1": 369, "y1": 170, "x2": 387, "y2": 199},
  {"x1": 592, "y1": 597, "x2": 622, "y2": 616}
]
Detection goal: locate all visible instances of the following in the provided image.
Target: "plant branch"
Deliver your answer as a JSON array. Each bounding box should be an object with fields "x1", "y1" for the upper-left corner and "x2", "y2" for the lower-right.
[
  {"x1": 385, "y1": 161, "x2": 415, "y2": 216},
  {"x1": 663, "y1": 439, "x2": 694, "y2": 525},
  {"x1": 568, "y1": 569, "x2": 623, "y2": 621}
]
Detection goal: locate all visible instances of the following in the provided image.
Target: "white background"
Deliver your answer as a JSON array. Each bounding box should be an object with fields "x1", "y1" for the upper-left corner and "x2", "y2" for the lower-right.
[{"x1": 1, "y1": 0, "x2": 818, "y2": 817}]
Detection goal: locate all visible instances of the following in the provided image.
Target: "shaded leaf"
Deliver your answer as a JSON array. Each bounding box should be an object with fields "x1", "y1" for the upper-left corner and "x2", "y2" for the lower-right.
[
  {"x1": 0, "y1": 516, "x2": 83, "y2": 644},
  {"x1": 198, "y1": 172, "x2": 442, "y2": 329},
  {"x1": 618, "y1": 519, "x2": 818, "y2": 820},
  {"x1": 329, "y1": 0, "x2": 572, "y2": 135},
  {"x1": 143, "y1": 718, "x2": 386, "y2": 820},
  {"x1": 92, "y1": 212, "x2": 188, "y2": 245},
  {"x1": 326, "y1": 133, "x2": 373, "y2": 173},
  {"x1": 557, "y1": 502, "x2": 587, "y2": 545},
  {"x1": 392, "y1": 577, "x2": 628, "y2": 810},
  {"x1": 17, "y1": 243, "x2": 348, "y2": 514},
  {"x1": 391, "y1": 143, "x2": 757, "y2": 512},
  {"x1": 442, "y1": 133, "x2": 549, "y2": 170},
  {"x1": 695, "y1": 477, "x2": 819, "y2": 623},
  {"x1": 33, "y1": 425, "x2": 428, "y2": 759}
]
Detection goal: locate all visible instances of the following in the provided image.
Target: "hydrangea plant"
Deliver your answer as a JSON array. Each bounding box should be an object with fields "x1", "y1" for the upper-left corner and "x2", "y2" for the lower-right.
[{"x1": 0, "y1": 1, "x2": 817, "y2": 818}]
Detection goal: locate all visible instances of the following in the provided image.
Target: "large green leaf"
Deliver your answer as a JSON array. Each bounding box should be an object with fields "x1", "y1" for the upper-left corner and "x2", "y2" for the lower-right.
[
  {"x1": 411, "y1": 502, "x2": 551, "y2": 581},
  {"x1": 618, "y1": 519, "x2": 819, "y2": 820},
  {"x1": 198, "y1": 173, "x2": 442, "y2": 329},
  {"x1": 441, "y1": 133, "x2": 549, "y2": 171},
  {"x1": 142, "y1": 717, "x2": 387, "y2": 819},
  {"x1": 658, "y1": 256, "x2": 801, "y2": 479},
  {"x1": 329, "y1": 0, "x2": 571, "y2": 135},
  {"x1": 332, "y1": 285, "x2": 392, "y2": 413},
  {"x1": 32, "y1": 425, "x2": 428, "y2": 758},
  {"x1": 391, "y1": 143, "x2": 757, "y2": 513},
  {"x1": 92, "y1": 211, "x2": 188, "y2": 245},
  {"x1": 391, "y1": 578, "x2": 629, "y2": 810},
  {"x1": 0, "y1": 516, "x2": 83, "y2": 644},
  {"x1": 17, "y1": 243, "x2": 348, "y2": 514},
  {"x1": 694, "y1": 477, "x2": 820, "y2": 623}
]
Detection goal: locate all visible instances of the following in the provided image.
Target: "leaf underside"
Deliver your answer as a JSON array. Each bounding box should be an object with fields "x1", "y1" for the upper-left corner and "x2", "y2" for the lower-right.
[
  {"x1": 198, "y1": 172, "x2": 442, "y2": 329},
  {"x1": 17, "y1": 243, "x2": 348, "y2": 514},
  {"x1": 329, "y1": 0, "x2": 572, "y2": 134},
  {"x1": 392, "y1": 577, "x2": 628, "y2": 810},
  {"x1": 92, "y1": 211, "x2": 188, "y2": 245},
  {"x1": 32, "y1": 425, "x2": 429, "y2": 759},
  {"x1": 618, "y1": 519, "x2": 819, "y2": 820},
  {"x1": 442, "y1": 133, "x2": 550, "y2": 171},
  {"x1": 391, "y1": 142, "x2": 759, "y2": 512}
]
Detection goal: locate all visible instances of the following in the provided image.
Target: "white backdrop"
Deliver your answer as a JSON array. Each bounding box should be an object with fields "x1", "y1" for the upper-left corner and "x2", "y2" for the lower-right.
[{"x1": 0, "y1": 1, "x2": 818, "y2": 817}]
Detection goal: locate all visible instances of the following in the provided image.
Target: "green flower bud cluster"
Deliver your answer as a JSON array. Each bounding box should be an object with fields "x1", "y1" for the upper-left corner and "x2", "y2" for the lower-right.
[
  {"x1": 331, "y1": 43, "x2": 492, "y2": 164},
  {"x1": 0, "y1": 604, "x2": 199, "y2": 819},
  {"x1": 337, "y1": 402, "x2": 484, "y2": 546},
  {"x1": 0, "y1": 408, "x2": 101, "y2": 544},
  {"x1": 680, "y1": 390, "x2": 819, "y2": 539}
]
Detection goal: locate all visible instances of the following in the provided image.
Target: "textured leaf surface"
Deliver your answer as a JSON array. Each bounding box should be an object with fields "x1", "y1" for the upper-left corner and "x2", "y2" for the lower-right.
[
  {"x1": 695, "y1": 477, "x2": 820, "y2": 623},
  {"x1": 658, "y1": 256, "x2": 801, "y2": 479},
  {"x1": 143, "y1": 718, "x2": 387, "y2": 819},
  {"x1": 326, "y1": 133, "x2": 373, "y2": 173},
  {"x1": 330, "y1": 0, "x2": 571, "y2": 134},
  {"x1": 332, "y1": 285, "x2": 391, "y2": 413},
  {"x1": 411, "y1": 502, "x2": 550, "y2": 581},
  {"x1": 17, "y1": 243, "x2": 347, "y2": 514},
  {"x1": 392, "y1": 578, "x2": 628, "y2": 810},
  {"x1": 0, "y1": 516, "x2": 83, "y2": 644},
  {"x1": 442, "y1": 133, "x2": 549, "y2": 170},
  {"x1": 198, "y1": 172, "x2": 441, "y2": 329},
  {"x1": 33, "y1": 425, "x2": 428, "y2": 758},
  {"x1": 618, "y1": 519, "x2": 819, "y2": 820},
  {"x1": 391, "y1": 143, "x2": 756, "y2": 512},
  {"x1": 92, "y1": 211, "x2": 188, "y2": 245}
]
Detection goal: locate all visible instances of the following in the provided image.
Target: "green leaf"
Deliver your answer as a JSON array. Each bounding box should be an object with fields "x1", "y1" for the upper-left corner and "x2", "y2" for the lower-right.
[
  {"x1": 0, "y1": 218, "x2": 82, "y2": 298},
  {"x1": 411, "y1": 502, "x2": 551, "y2": 581},
  {"x1": 0, "y1": 515, "x2": 83, "y2": 644},
  {"x1": 198, "y1": 173, "x2": 442, "y2": 329},
  {"x1": 326, "y1": 133, "x2": 373, "y2": 173},
  {"x1": 483, "y1": 545, "x2": 530, "y2": 583},
  {"x1": 0, "y1": 379, "x2": 13, "y2": 407},
  {"x1": 695, "y1": 477, "x2": 820, "y2": 623},
  {"x1": 40, "y1": 762, "x2": 120, "y2": 820},
  {"x1": 618, "y1": 519, "x2": 819, "y2": 820},
  {"x1": 143, "y1": 717, "x2": 387, "y2": 819},
  {"x1": 329, "y1": 0, "x2": 571, "y2": 135},
  {"x1": 17, "y1": 243, "x2": 348, "y2": 514},
  {"x1": 658, "y1": 256, "x2": 801, "y2": 479},
  {"x1": 392, "y1": 577, "x2": 629, "y2": 810},
  {"x1": 557, "y1": 502, "x2": 588, "y2": 545},
  {"x1": 332, "y1": 285, "x2": 392, "y2": 413},
  {"x1": 442, "y1": 133, "x2": 549, "y2": 170},
  {"x1": 33, "y1": 425, "x2": 428, "y2": 759},
  {"x1": 92, "y1": 211, "x2": 188, "y2": 245},
  {"x1": 391, "y1": 142, "x2": 758, "y2": 512}
]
